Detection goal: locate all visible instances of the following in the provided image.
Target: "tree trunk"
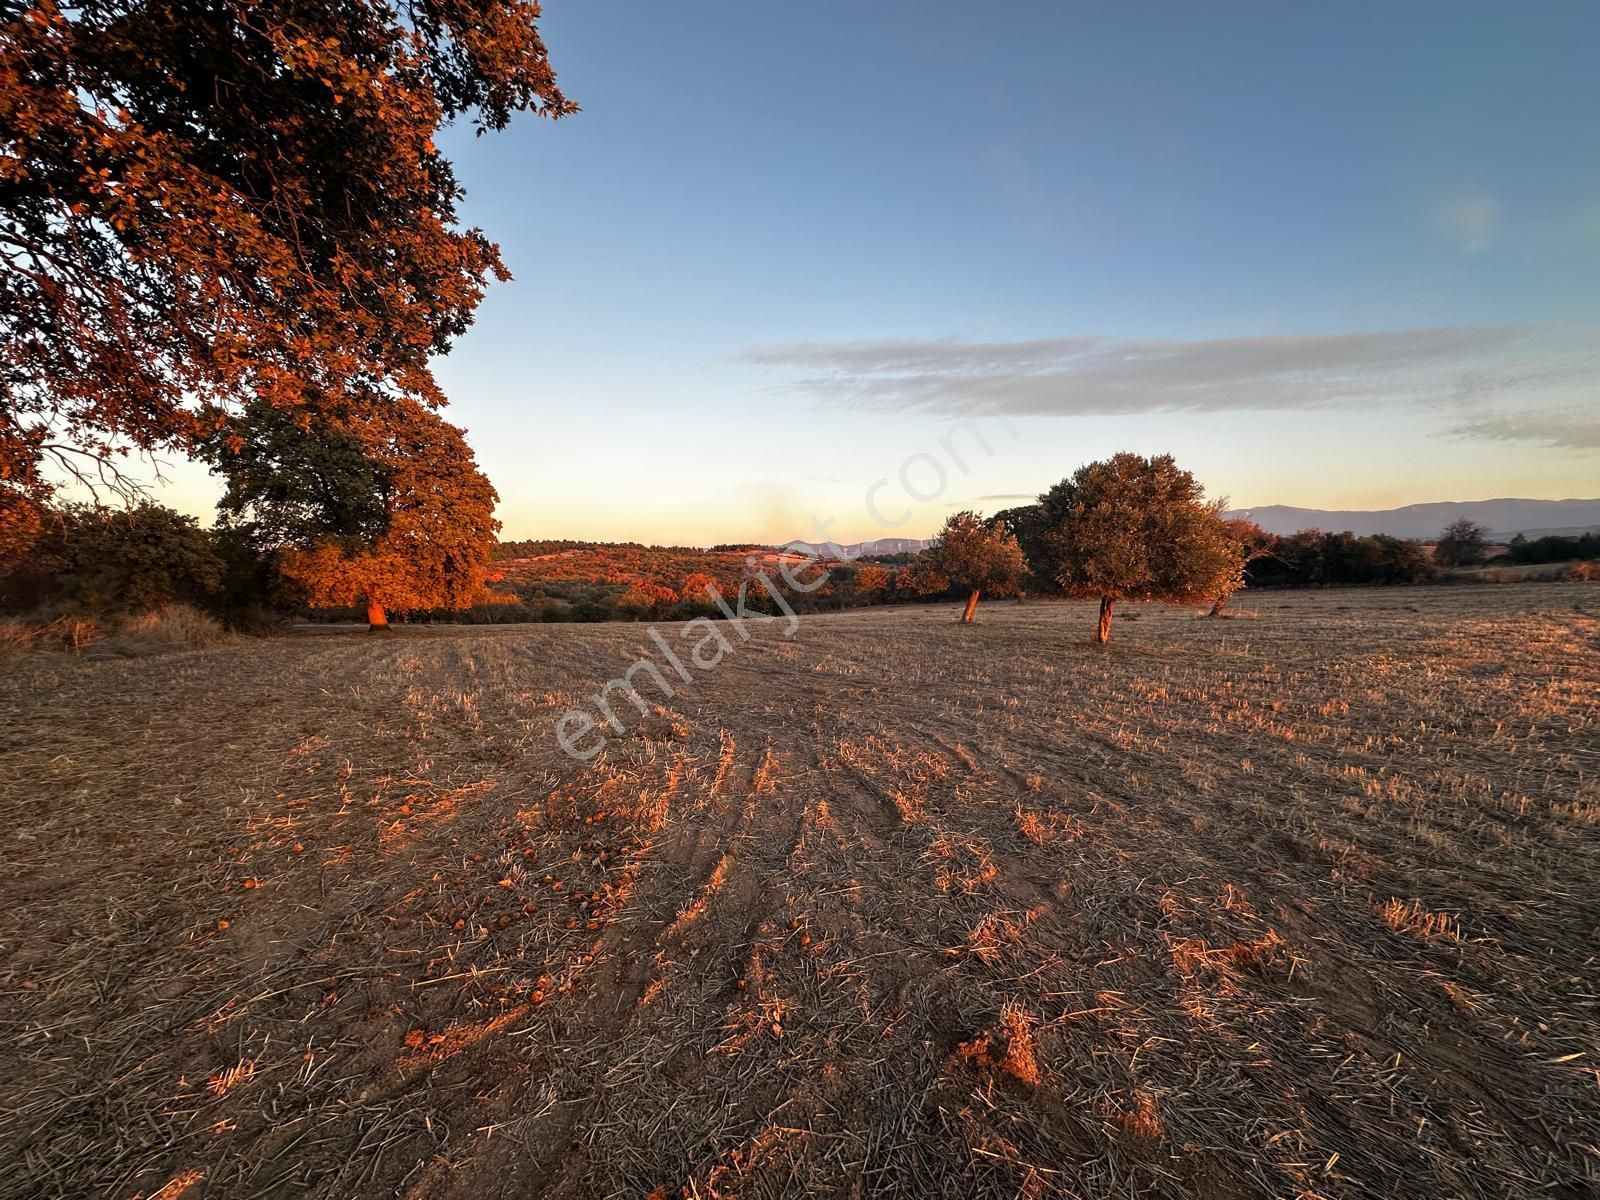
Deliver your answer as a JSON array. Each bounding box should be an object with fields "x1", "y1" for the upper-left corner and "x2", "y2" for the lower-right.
[
  {"x1": 367, "y1": 598, "x2": 389, "y2": 633},
  {"x1": 1210, "y1": 592, "x2": 1228, "y2": 617},
  {"x1": 1096, "y1": 596, "x2": 1114, "y2": 643},
  {"x1": 960, "y1": 589, "x2": 980, "y2": 623}
]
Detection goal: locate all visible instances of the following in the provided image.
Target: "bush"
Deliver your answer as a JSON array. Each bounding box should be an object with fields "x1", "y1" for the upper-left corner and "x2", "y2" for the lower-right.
[
  {"x1": 110, "y1": 604, "x2": 230, "y2": 652},
  {"x1": 0, "y1": 613, "x2": 105, "y2": 655},
  {"x1": 1245, "y1": 530, "x2": 1434, "y2": 587},
  {"x1": 25, "y1": 614, "x2": 105, "y2": 652},
  {"x1": 0, "y1": 618, "x2": 43, "y2": 657},
  {"x1": 0, "y1": 603, "x2": 232, "y2": 657},
  {"x1": 1508, "y1": 532, "x2": 1600, "y2": 565},
  {"x1": 1, "y1": 503, "x2": 224, "y2": 615}
]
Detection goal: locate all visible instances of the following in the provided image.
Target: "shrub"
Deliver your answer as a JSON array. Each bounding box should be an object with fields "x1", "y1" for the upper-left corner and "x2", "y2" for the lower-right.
[
  {"x1": 0, "y1": 618, "x2": 37, "y2": 657},
  {"x1": 2, "y1": 502, "x2": 224, "y2": 616},
  {"x1": 111, "y1": 604, "x2": 230, "y2": 652},
  {"x1": 0, "y1": 613, "x2": 105, "y2": 655},
  {"x1": 1508, "y1": 531, "x2": 1600, "y2": 565}
]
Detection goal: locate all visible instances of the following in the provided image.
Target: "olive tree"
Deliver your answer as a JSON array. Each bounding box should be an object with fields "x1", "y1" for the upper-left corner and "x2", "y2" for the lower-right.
[
  {"x1": 1027, "y1": 453, "x2": 1240, "y2": 642},
  {"x1": 930, "y1": 510, "x2": 1024, "y2": 622}
]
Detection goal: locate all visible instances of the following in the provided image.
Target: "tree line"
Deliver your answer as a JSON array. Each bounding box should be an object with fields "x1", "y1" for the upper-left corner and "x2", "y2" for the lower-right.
[{"x1": 4, "y1": 457, "x2": 1595, "y2": 644}]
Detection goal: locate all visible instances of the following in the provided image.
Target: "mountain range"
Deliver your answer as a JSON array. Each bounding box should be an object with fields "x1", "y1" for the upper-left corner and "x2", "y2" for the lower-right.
[
  {"x1": 783, "y1": 537, "x2": 933, "y2": 558},
  {"x1": 1221, "y1": 498, "x2": 1600, "y2": 540},
  {"x1": 786, "y1": 498, "x2": 1600, "y2": 556}
]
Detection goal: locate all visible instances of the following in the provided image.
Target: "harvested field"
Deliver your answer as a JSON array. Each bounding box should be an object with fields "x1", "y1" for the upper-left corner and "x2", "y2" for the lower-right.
[{"x1": 2, "y1": 585, "x2": 1598, "y2": 1199}]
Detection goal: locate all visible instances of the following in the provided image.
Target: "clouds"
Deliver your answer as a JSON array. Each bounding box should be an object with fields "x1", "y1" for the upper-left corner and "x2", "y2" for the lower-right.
[
  {"x1": 741, "y1": 326, "x2": 1598, "y2": 423},
  {"x1": 1451, "y1": 411, "x2": 1600, "y2": 450}
]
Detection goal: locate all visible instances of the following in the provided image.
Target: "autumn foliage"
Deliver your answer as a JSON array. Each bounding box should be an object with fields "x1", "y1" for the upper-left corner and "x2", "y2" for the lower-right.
[
  {"x1": 1, "y1": 0, "x2": 570, "y2": 505},
  {"x1": 210, "y1": 399, "x2": 499, "y2": 628}
]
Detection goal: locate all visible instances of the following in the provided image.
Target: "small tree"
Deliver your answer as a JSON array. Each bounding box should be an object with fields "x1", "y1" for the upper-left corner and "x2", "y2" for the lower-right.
[
  {"x1": 617, "y1": 581, "x2": 678, "y2": 620},
  {"x1": 993, "y1": 502, "x2": 1056, "y2": 598},
  {"x1": 855, "y1": 565, "x2": 891, "y2": 596},
  {"x1": 1435, "y1": 519, "x2": 1488, "y2": 567},
  {"x1": 1209, "y1": 517, "x2": 1278, "y2": 615},
  {"x1": 930, "y1": 510, "x2": 1024, "y2": 622},
  {"x1": 678, "y1": 571, "x2": 721, "y2": 613},
  {"x1": 894, "y1": 562, "x2": 950, "y2": 599},
  {"x1": 208, "y1": 398, "x2": 498, "y2": 630},
  {"x1": 1028, "y1": 453, "x2": 1240, "y2": 642}
]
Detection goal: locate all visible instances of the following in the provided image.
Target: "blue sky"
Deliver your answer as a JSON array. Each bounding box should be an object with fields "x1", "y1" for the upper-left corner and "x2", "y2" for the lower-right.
[{"x1": 167, "y1": 1, "x2": 1600, "y2": 543}]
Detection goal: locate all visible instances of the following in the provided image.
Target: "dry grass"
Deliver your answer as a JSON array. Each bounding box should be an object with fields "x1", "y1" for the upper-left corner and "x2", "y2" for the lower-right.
[
  {"x1": 110, "y1": 604, "x2": 231, "y2": 652},
  {"x1": 0, "y1": 604, "x2": 229, "y2": 659},
  {"x1": 1, "y1": 585, "x2": 1597, "y2": 1199}
]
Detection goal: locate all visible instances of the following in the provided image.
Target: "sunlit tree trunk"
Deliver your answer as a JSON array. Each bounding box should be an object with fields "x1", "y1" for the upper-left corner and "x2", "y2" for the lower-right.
[
  {"x1": 1096, "y1": 596, "x2": 1114, "y2": 643},
  {"x1": 960, "y1": 589, "x2": 980, "y2": 623},
  {"x1": 367, "y1": 598, "x2": 389, "y2": 632}
]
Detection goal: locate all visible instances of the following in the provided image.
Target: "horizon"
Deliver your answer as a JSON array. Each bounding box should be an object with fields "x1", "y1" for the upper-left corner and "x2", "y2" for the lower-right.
[
  {"x1": 507, "y1": 490, "x2": 1600, "y2": 554},
  {"x1": 115, "y1": 1, "x2": 1600, "y2": 542}
]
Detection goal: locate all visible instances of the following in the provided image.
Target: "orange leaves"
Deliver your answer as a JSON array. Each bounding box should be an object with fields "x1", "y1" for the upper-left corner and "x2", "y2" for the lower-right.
[{"x1": 4, "y1": 0, "x2": 571, "y2": 506}]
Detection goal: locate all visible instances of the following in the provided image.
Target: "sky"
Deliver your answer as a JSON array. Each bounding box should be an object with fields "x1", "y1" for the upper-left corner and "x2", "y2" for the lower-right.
[{"x1": 156, "y1": 1, "x2": 1600, "y2": 544}]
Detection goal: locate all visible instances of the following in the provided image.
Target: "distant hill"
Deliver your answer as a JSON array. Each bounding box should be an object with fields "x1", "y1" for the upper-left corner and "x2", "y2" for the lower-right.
[
  {"x1": 784, "y1": 537, "x2": 933, "y2": 559},
  {"x1": 784, "y1": 499, "x2": 1600, "y2": 551},
  {"x1": 1223, "y1": 498, "x2": 1600, "y2": 540}
]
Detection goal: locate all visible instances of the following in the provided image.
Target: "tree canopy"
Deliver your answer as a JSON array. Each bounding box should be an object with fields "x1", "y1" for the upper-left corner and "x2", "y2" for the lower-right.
[
  {"x1": 208, "y1": 398, "x2": 499, "y2": 628},
  {"x1": 1435, "y1": 518, "x2": 1489, "y2": 567},
  {"x1": 1, "y1": 0, "x2": 571, "y2": 509},
  {"x1": 930, "y1": 510, "x2": 1024, "y2": 622},
  {"x1": 1026, "y1": 452, "x2": 1240, "y2": 642},
  {"x1": 1208, "y1": 515, "x2": 1276, "y2": 615}
]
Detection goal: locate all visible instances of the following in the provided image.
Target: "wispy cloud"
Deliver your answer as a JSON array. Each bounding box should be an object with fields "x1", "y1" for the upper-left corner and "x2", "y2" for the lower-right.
[
  {"x1": 1451, "y1": 411, "x2": 1600, "y2": 450},
  {"x1": 1438, "y1": 191, "x2": 1500, "y2": 254},
  {"x1": 741, "y1": 325, "x2": 1598, "y2": 421}
]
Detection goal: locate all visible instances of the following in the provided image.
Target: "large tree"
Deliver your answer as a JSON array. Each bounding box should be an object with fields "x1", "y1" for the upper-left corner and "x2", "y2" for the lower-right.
[
  {"x1": 930, "y1": 510, "x2": 1024, "y2": 622},
  {"x1": 1, "y1": 0, "x2": 571, "y2": 503},
  {"x1": 1027, "y1": 453, "x2": 1240, "y2": 643},
  {"x1": 208, "y1": 398, "x2": 498, "y2": 630}
]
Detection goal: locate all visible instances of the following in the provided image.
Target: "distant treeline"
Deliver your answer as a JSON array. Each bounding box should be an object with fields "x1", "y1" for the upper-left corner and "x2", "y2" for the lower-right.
[
  {"x1": 1506, "y1": 531, "x2": 1600, "y2": 565},
  {"x1": 1243, "y1": 530, "x2": 1436, "y2": 587},
  {"x1": 491, "y1": 538, "x2": 759, "y2": 560},
  {"x1": 3, "y1": 500, "x2": 1596, "y2": 640}
]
